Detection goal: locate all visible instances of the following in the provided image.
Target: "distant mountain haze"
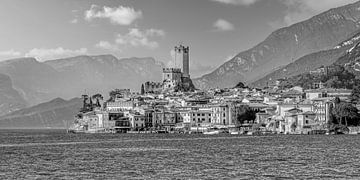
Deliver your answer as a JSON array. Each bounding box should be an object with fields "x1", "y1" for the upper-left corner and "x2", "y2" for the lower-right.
[
  {"x1": 0, "y1": 55, "x2": 163, "y2": 106},
  {"x1": 0, "y1": 73, "x2": 27, "y2": 116},
  {"x1": 194, "y1": 1, "x2": 360, "y2": 89},
  {"x1": 0, "y1": 97, "x2": 82, "y2": 129}
]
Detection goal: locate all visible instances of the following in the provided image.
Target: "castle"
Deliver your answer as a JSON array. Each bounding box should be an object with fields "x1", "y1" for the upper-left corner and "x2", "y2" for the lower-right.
[{"x1": 142, "y1": 44, "x2": 195, "y2": 94}]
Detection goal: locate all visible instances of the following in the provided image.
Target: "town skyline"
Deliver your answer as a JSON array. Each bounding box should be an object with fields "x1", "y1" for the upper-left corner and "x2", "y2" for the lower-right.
[{"x1": 0, "y1": 0, "x2": 357, "y2": 78}]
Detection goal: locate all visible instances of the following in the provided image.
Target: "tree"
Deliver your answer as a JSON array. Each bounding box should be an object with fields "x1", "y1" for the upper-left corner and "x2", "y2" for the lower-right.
[
  {"x1": 234, "y1": 82, "x2": 247, "y2": 89},
  {"x1": 236, "y1": 105, "x2": 257, "y2": 125},
  {"x1": 350, "y1": 86, "x2": 360, "y2": 104},
  {"x1": 92, "y1": 93, "x2": 103, "y2": 107},
  {"x1": 332, "y1": 101, "x2": 359, "y2": 126},
  {"x1": 80, "y1": 94, "x2": 89, "y2": 112},
  {"x1": 108, "y1": 89, "x2": 123, "y2": 102},
  {"x1": 141, "y1": 84, "x2": 145, "y2": 95}
]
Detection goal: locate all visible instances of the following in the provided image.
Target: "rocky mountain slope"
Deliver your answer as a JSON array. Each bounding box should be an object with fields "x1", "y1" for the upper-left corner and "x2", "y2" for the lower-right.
[
  {"x1": 276, "y1": 37, "x2": 360, "y2": 89},
  {"x1": 0, "y1": 98, "x2": 82, "y2": 129},
  {"x1": 252, "y1": 30, "x2": 360, "y2": 87},
  {"x1": 194, "y1": 1, "x2": 360, "y2": 89},
  {"x1": 0, "y1": 55, "x2": 163, "y2": 106},
  {"x1": 0, "y1": 73, "x2": 27, "y2": 116}
]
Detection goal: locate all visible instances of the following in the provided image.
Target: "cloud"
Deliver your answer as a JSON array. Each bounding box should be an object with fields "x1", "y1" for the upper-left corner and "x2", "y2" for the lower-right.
[
  {"x1": 270, "y1": 0, "x2": 358, "y2": 28},
  {"x1": 95, "y1": 41, "x2": 121, "y2": 52},
  {"x1": 25, "y1": 47, "x2": 88, "y2": 61},
  {"x1": 96, "y1": 28, "x2": 165, "y2": 51},
  {"x1": 211, "y1": 0, "x2": 259, "y2": 6},
  {"x1": 213, "y1": 19, "x2": 235, "y2": 31},
  {"x1": 0, "y1": 49, "x2": 22, "y2": 60},
  {"x1": 85, "y1": 4, "x2": 142, "y2": 25},
  {"x1": 70, "y1": 18, "x2": 78, "y2": 24}
]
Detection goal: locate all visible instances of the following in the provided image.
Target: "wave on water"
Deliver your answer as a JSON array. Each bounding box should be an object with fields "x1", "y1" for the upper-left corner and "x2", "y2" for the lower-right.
[{"x1": 0, "y1": 135, "x2": 266, "y2": 147}]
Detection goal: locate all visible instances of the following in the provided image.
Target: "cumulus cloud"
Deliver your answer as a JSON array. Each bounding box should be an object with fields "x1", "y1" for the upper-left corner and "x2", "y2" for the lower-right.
[
  {"x1": 270, "y1": 0, "x2": 358, "y2": 28},
  {"x1": 25, "y1": 47, "x2": 88, "y2": 61},
  {"x1": 213, "y1": 19, "x2": 235, "y2": 31},
  {"x1": 0, "y1": 49, "x2": 22, "y2": 60},
  {"x1": 96, "y1": 28, "x2": 165, "y2": 51},
  {"x1": 95, "y1": 41, "x2": 121, "y2": 52},
  {"x1": 85, "y1": 4, "x2": 142, "y2": 25},
  {"x1": 211, "y1": 0, "x2": 259, "y2": 6}
]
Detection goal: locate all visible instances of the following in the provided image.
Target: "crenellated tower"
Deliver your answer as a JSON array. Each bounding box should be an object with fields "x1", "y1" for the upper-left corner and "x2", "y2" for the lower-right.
[{"x1": 174, "y1": 44, "x2": 190, "y2": 78}]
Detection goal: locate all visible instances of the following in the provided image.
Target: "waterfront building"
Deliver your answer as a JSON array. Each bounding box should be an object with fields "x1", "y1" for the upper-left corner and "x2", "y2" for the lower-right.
[
  {"x1": 126, "y1": 112, "x2": 146, "y2": 130},
  {"x1": 182, "y1": 108, "x2": 212, "y2": 126},
  {"x1": 310, "y1": 97, "x2": 333, "y2": 124},
  {"x1": 108, "y1": 112, "x2": 131, "y2": 133},
  {"x1": 152, "y1": 109, "x2": 178, "y2": 131},
  {"x1": 210, "y1": 104, "x2": 231, "y2": 125}
]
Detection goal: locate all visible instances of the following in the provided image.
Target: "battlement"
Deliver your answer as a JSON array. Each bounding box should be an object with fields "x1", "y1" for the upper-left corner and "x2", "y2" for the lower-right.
[
  {"x1": 175, "y1": 45, "x2": 189, "y2": 53},
  {"x1": 163, "y1": 68, "x2": 182, "y2": 73}
]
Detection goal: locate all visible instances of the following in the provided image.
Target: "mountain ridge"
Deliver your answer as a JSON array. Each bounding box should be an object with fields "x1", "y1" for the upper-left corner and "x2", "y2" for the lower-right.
[
  {"x1": 194, "y1": 0, "x2": 360, "y2": 89},
  {"x1": 252, "y1": 30, "x2": 360, "y2": 87},
  {"x1": 0, "y1": 55, "x2": 164, "y2": 106}
]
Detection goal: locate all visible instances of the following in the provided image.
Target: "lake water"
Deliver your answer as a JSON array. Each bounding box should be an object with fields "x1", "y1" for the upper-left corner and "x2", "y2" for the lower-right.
[{"x1": 1, "y1": 130, "x2": 360, "y2": 179}]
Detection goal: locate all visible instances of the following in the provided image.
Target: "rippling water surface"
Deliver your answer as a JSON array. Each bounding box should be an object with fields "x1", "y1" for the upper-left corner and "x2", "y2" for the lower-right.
[{"x1": 1, "y1": 129, "x2": 360, "y2": 179}]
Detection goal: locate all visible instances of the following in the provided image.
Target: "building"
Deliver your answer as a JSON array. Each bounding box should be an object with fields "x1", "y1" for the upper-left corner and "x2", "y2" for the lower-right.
[
  {"x1": 126, "y1": 112, "x2": 146, "y2": 130},
  {"x1": 144, "y1": 81, "x2": 162, "y2": 94},
  {"x1": 162, "y1": 68, "x2": 183, "y2": 90},
  {"x1": 311, "y1": 97, "x2": 333, "y2": 124},
  {"x1": 162, "y1": 44, "x2": 194, "y2": 92},
  {"x1": 211, "y1": 104, "x2": 231, "y2": 125},
  {"x1": 182, "y1": 108, "x2": 212, "y2": 126},
  {"x1": 106, "y1": 100, "x2": 134, "y2": 112},
  {"x1": 152, "y1": 109, "x2": 178, "y2": 131},
  {"x1": 174, "y1": 44, "x2": 190, "y2": 78}
]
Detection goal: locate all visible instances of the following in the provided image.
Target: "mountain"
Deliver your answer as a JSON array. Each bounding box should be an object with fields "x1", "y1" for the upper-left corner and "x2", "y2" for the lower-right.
[
  {"x1": 252, "y1": 30, "x2": 360, "y2": 87},
  {"x1": 276, "y1": 39, "x2": 360, "y2": 90},
  {"x1": 194, "y1": 1, "x2": 360, "y2": 89},
  {"x1": 0, "y1": 73, "x2": 27, "y2": 116},
  {"x1": 0, "y1": 55, "x2": 163, "y2": 106},
  {"x1": 0, "y1": 97, "x2": 82, "y2": 129}
]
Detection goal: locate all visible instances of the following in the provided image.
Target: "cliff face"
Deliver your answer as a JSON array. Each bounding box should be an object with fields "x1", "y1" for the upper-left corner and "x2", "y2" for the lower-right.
[
  {"x1": 0, "y1": 73, "x2": 27, "y2": 116},
  {"x1": 194, "y1": 1, "x2": 360, "y2": 89}
]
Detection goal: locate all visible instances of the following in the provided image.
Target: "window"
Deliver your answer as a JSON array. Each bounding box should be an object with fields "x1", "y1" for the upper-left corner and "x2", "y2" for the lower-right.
[
  {"x1": 197, "y1": 113, "x2": 200, "y2": 116},
  {"x1": 193, "y1": 113, "x2": 195, "y2": 116},
  {"x1": 223, "y1": 113, "x2": 226, "y2": 117},
  {"x1": 202, "y1": 114, "x2": 205, "y2": 116},
  {"x1": 193, "y1": 118, "x2": 195, "y2": 121},
  {"x1": 305, "y1": 120, "x2": 309, "y2": 124}
]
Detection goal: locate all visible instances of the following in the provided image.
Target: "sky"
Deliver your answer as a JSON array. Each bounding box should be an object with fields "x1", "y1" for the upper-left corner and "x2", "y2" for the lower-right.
[{"x1": 0, "y1": 0, "x2": 358, "y2": 78}]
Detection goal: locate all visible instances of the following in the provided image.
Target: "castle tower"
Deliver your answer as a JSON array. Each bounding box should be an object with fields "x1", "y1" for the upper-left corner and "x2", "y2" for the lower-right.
[{"x1": 175, "y1": 44, "x2": 190, "y2": 78}]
